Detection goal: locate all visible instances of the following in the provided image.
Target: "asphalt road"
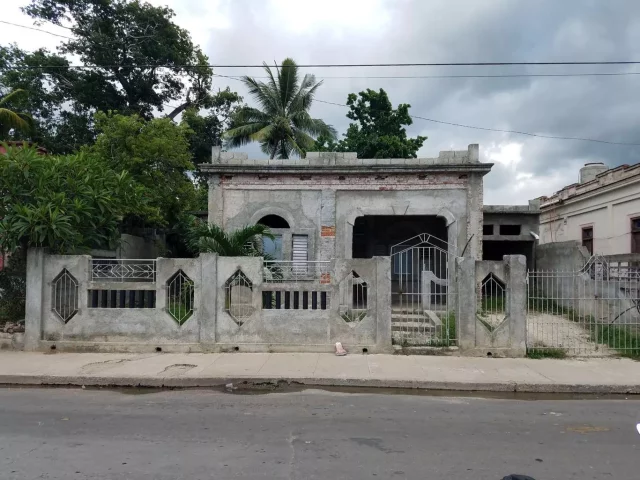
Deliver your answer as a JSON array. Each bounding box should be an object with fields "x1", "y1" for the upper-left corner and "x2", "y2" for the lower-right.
[{"x1": 0, "y1": 387, "x2": 638, "y2": 480}]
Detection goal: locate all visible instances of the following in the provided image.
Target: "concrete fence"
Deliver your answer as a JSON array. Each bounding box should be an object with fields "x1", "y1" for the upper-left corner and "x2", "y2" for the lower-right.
[{"x1": 24, "y1": 249, "x2": 392, "y2": 353}]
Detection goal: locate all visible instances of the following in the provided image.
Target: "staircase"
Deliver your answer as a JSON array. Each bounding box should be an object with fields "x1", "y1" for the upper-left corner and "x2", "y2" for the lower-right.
[{"x1": 391, "y1": 308, "x2": 443, "y2": 345}]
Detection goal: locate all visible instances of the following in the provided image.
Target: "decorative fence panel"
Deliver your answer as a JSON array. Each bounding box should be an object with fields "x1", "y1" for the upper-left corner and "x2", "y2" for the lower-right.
[{"x1": 26, "y1": 250, "x2": 392, "y2": 353}]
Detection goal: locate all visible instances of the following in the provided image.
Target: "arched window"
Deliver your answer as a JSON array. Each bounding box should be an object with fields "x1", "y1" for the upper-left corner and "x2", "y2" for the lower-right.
[{"x1": 258, "y1": 215, "x2": 290, "y2": 229}]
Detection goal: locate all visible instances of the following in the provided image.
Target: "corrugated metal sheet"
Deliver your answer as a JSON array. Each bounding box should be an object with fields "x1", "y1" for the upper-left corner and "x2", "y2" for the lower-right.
[{"x1": 292, "y1": 235, "x2": 308, "y2": 262}]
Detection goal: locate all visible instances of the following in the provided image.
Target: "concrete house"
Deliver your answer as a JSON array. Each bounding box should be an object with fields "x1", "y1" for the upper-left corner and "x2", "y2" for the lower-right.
[
  {"x1": 201, "y1": 144, "x2": 489, "y2": 265},
  {"x1": 537, "y1": 162, "x2": 640, "y2": 256}
]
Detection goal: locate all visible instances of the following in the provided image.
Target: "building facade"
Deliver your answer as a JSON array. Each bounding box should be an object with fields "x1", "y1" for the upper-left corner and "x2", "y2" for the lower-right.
[
  {"x1": 201, "y1": 145, "x2": 490, "y2": 264},
  {"x1": 537, "y1": 162, "x2": 640, "y2": 256}
]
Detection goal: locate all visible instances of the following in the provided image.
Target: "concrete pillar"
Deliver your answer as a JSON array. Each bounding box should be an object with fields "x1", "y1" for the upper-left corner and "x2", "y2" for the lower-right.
[
  {"x1": 199, "y1": 253, "x2": 218, "y2": 344},
  {"x1": 504, "y1": 255, "x2": 527, "y2": 356},
  {"x1": 455, "y1": 256, "x2": 477, "y2": 351},
  {"x1": 465, "y1": 173, "x2": 484, "y2": 260},
  {"x1": 319, "y1": 189, "x2": 336, "y2": 262},
  {"x1": 24, "y1": 248, "x2": 45, "y2": 351},
  {"x1": 207, "y1": 174, "x2": 224, "y2": 227},
  {"x1": 375, "y1": 256, "x2": 392, "y2": 352}
]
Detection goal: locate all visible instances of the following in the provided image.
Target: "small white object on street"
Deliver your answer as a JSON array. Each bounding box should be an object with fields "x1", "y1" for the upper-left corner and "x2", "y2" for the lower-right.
[
  {"x1": 335, "y1": 342, "x2": 347, "y2": 356},
  {"x1": 636, "y1": 422, "x2": 640, "y2": 435},
  {"x1": 225, "y1": 383, "x2": 235, "y2": 390}
]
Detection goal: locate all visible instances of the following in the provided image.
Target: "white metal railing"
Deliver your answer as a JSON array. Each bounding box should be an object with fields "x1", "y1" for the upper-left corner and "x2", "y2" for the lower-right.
[
  {"x1": 263, "y1": 260, "x2": 331, "y2": 284},
  {"x1": 90, "y1": 259, "x2": 156, "y2": 282},
  {"x1": 527, "y1": 254, "x2": 640, "y2": 357}
]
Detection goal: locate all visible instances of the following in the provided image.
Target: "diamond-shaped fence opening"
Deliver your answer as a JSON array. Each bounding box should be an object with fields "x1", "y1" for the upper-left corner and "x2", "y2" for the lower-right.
[
  {"x1": 52, "y1": 269, "x2": 79, "y2": 323},
  {"x1": 167, "y1": 270, "x2": 194, "y2": 325},
  {"x1": 339, "y1": 270, "x2": 368, "y2": 324},
  {"x1": 225, "y1": 270, "x2": 254, "y2": 325},
  {"x1": 478, "y1": 273, "x2": 507, "y2": 331}
]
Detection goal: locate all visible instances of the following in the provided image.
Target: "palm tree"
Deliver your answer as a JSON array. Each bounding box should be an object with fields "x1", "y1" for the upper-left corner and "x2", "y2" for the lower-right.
[
  {"x1": 186, "y1": 219, "x2": 274, "y2": 256},
  {"x1": 225, "y1": 58, "x2": 337, "y2": 159},
  {"x1": 0, "y1": 89, "x2": 34, "y2": 138}
]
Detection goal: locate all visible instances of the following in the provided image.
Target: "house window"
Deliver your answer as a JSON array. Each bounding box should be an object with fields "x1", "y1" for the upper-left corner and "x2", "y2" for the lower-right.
[
  {"x1": 263, "y1": 235, "x2": 283, "y2": 260},
  {"x1": 582, "y1": 227, "x2": 593, "y2": 255},
  {"x1": 292, "y1": 235, "x2": 309, "y2": 274},
  {"x1": 631, "y1": 218, "x2": 640, "y2": 253},
  {"x1": 499, "y1": 224, "x2": 521, "y2": 236},
  {"x1": 483, "y1": 224, "x2": 494, "y2": 235}
]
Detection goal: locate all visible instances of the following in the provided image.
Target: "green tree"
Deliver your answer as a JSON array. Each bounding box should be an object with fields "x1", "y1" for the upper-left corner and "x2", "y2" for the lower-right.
[
  {"x1": 23, "y1": 0, "x2": 214, "y2": 119},
  {"x1": 0, "y1": 88, "x2": 34, "y2": 138},
  {"x1": 225, "y1": 58, "x2": 336, "y2": 159},
  {"x1": 185, "y1": 218, "x2": 273, "y2": 257},
  {"x1": 333, "y1": 88, "x2": 426, "y2": 158},
  {"x1": 0, "y1": 146, "x2": 144, "y2": 254},
  {"x1": 90, "y1": 112, "x2": 197, "y2": 228}
]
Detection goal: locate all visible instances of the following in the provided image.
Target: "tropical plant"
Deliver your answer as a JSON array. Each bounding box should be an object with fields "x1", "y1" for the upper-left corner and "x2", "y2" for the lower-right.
[
  {"x1": 0, "y1": 146, "x2": 145, "y2": 254},
  {"x1": 225, "y1": 58, "x2": 337, "y2": 159},
  {"x1": 0, "y1": 89, "x2": 34, "y2": 138},
  {"x1": 185, "y1": 218, "x2": 273, "y2": 257}
]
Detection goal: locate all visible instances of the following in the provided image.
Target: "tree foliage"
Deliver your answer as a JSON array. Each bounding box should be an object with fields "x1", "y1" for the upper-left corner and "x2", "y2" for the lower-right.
[
  {"x1": 90, "y1": 112, "x2": 197, "y2": 228},
  {"x1": 1, "y1": 0, "x2": 217, "y2": 153},
  {"x1": 184, "y1": 217, "x2": 273, "y2": 257},
  {"x1": 316, "y1": 88, "x2": 426, "y2": 158},
  {"x1": 0, "y1": 146, "x2": 144, "y2": 253},
  {"x1": 225, "y1": 58, "x2": 336, "y2": 159}
]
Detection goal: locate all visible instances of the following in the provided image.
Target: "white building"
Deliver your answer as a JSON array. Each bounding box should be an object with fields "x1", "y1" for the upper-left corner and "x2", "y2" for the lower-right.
[{"x1": 537, "y1": 162, "x2": 640, "y2": 255}]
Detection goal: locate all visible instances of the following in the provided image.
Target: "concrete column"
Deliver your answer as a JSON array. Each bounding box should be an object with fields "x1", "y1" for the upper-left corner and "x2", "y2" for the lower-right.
[
  {"x1": 198, "y1": 253, "x2": 218, "y2": 345},
  {"x1": 207, "y1": 174, "x2": 224, "y2": 227},
  {"x1": 455, "y1": 256, "x2": 477, "y2": 351},
  {"x1": 505, "y1": 255, "x2": 527, "y2": 356},
  {"x1": 319, "y1": 189, "x2": 336, "y2": 262},
  {"x1": 465, "y1": 173, "x2": 484, "y2": 260},
  {"x1": 375, "y1": 256, "x2": 392, "y2": 352},
  {"x1": 24, "y1": 248, "x2": 45, "y2": 351}
]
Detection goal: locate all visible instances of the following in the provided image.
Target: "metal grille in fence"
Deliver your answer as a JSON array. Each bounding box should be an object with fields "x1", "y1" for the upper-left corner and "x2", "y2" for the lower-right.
[
  {"x1": 477, "y1": 273, "x2": 506, "y2": 332},
  {"x1": 338, "y1": 270, "x2": 369, "y2": 324},
  {"x1": 166, "y1": 270, "x2": 194, "y2": 325},
  {"x1": 52, "y1": 269, "x2": 78, "y2": 323},
  {"x1": 225, "y1": 270, "x2": 254, "y2": 325},
  {"x1": 527, "y1": 255, "x2": 640, "y2": 357},
  {"x1": 91, "y1": 259, "x2": 156, "y2": 282},
  {"x1": 262, "y1": 261, "x2": 331, "y2": 284}
]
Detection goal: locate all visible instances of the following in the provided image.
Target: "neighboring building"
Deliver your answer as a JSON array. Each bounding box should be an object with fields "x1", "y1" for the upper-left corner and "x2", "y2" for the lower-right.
[
  {"x1": 200, "y1": 145, "x2": 490, "y2": 264},
  {"x1": 482, "y1": 203, "x2": 540, "y2": 269},
  {"x1": 536, "y1": 162, "x2": 640, "y2": 256}
]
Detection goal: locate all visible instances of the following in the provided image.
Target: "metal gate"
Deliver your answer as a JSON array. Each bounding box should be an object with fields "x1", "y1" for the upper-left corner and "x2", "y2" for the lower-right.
[
  {"x1": 527, "y1": 254, "x2": 640, "y2": 357},
  {"x1": 390, "y1": 234, "x2": 456, "y2": 347}
]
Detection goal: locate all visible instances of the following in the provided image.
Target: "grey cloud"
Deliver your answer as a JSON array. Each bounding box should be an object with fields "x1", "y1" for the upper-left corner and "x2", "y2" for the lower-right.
[{"x1": 199, "y1": 0, "x2": 640, "y2": 203}]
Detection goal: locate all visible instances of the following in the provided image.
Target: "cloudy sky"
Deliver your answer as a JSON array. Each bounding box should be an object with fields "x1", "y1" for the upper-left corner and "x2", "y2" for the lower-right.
[{"x1": 2, "y1": 0, "x2": 640, "y2": 205}]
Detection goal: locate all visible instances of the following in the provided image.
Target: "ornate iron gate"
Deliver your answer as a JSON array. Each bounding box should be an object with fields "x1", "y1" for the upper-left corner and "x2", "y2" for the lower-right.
[{"x1": 390, "y1": 234, "x2": 456, "y2": 347}]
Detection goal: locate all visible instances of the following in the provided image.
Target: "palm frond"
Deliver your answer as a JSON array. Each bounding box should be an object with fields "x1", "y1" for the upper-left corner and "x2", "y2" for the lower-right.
[
  {"x1": 278, "y1": 58, "x2": 299, "y2": 110},
  {"x1": 0, "y1": 88, "x2": 28, "y2": 106}
]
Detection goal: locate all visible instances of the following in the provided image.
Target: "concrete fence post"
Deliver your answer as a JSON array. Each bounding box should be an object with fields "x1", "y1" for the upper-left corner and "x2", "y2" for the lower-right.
[
  {"x1": 375, "y1": 256, "x2": 392, "y2": 352},
  {"x1": 24, "y1": 248, "x2": 45, "y2": 351},
  {"x1": 199, "y1": 253, "x2": 218, "y2": 345},
  {"x1": 455, "y1": 256, "x2": 476, "y2": 352},
  {"x1": 504, "y1": 255, "x2": 527, "y2": 356}
]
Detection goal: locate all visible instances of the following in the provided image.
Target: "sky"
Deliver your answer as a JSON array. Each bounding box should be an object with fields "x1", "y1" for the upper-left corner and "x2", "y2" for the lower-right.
[{"x1": 2, "y1": 0, "x2": 640, "y2": 205}]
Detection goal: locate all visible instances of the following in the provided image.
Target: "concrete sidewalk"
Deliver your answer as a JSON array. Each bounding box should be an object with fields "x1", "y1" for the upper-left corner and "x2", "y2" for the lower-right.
[{"x1": 0, "y1": 351, "x2": 638, "y2": 393}]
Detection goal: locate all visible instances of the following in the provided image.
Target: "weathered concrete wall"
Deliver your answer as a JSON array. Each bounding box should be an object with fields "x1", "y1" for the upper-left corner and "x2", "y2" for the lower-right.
[
  {"x1": 26, "y1": 252, "x2": 392, "y2": 353},
  {"x1": 536, "y1": 241, "x2": 589, "y2": 271},
  {"x1": 201, "y1": 144, "x2": 491, "y2": 263},
  {"x1": 456, "y1": 255, "x2": 527, "y2": 357}
]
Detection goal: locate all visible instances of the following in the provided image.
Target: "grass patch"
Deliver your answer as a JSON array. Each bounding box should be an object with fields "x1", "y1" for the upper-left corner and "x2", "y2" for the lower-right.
[{"x1": 527, "y1": 348, "x2": 567, "y2": 359}]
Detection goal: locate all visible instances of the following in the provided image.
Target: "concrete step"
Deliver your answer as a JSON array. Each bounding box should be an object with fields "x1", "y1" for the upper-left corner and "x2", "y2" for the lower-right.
[{"x1": 392, "y1": 323, "x2": 439, "y2": 333}]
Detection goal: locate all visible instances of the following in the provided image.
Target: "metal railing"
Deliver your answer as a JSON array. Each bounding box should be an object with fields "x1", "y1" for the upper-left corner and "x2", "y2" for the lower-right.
[
  {"x1": 90, "y1": 259, "x2": 156, "y2": 282},
  {"x1": 262, "y1": 260, "x2": 332, "y2": 284},
  {"x1": 527, "y1": 254, "x2": 640, "y2": 357}
]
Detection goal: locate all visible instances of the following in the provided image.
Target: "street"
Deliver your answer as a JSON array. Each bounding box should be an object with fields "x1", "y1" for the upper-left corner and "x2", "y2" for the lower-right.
[{"x1": 0, "y1": 388, "x2": 638, "y2": 479}]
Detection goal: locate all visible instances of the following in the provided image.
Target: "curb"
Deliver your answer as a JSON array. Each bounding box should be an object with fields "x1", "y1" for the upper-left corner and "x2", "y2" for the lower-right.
[{"x1": 0, "y1": 375, "x2": 638, "y2": 395}]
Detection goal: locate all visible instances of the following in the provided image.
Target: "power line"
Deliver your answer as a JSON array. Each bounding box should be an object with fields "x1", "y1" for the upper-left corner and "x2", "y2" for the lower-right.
[
  {"x1": 313, "y1": 99, "x2": 640, "y2": 147},
  {"x1": 0, "y1": 20, "x2": 73, "y2": 39},
  {"x1": 7, "y1": 61, "x2": 640, "y2": 71}
]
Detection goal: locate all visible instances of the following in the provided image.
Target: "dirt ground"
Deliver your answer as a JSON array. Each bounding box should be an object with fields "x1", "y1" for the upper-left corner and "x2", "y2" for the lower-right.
[{"x1": 526, "y1": 313, "x2": 613, "y2": 357}]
